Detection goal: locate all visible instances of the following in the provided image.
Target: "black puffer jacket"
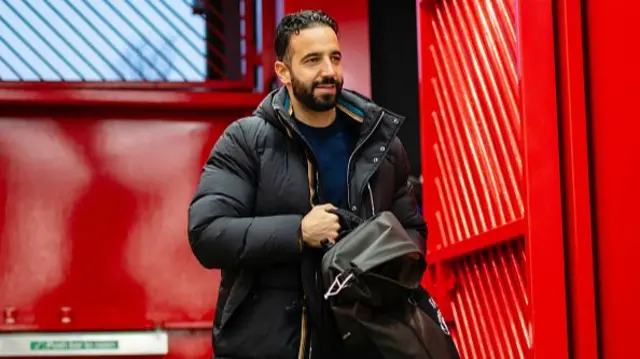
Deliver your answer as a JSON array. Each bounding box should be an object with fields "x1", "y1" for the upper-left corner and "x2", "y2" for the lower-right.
[{"x1": 188, "y1": 87, "x2": 427, "y2": 359}]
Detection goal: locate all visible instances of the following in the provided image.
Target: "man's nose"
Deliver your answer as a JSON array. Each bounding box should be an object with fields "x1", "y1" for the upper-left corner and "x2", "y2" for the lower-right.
[{"x1": 319, "y1": 58, "x2": 336, "y2": 77}]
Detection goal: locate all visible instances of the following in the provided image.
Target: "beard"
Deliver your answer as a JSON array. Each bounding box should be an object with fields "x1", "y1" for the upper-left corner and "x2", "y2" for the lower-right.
[{"x1": 290, "y1": 72, "x2": 343, "y2": 112}]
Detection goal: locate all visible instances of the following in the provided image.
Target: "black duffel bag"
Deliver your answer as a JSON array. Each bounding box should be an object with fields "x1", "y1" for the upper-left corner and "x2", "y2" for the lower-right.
[{"x1": 317, "y1": 209, "x2": 460, "y2": 359}]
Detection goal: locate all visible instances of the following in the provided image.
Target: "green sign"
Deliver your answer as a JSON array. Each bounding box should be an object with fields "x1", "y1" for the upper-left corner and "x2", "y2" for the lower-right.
[{"x1": 30, "y1": 340, "x2": 119, "y2": 351}]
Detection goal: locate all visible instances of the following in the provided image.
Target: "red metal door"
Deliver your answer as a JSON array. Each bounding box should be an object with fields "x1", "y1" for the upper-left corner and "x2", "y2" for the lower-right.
[
  {"x1": 0, "y1": 92, "x2": 262, "y2": 358},
  {"x1": 0, "y1": 1, "x2": 274, "y2": 357},
  {"x1": 585, "y1": 1, "x2": 640, "y2": 357},
  {"x1": 417, "y1": 0, "x2": 568, "y2": 357}
]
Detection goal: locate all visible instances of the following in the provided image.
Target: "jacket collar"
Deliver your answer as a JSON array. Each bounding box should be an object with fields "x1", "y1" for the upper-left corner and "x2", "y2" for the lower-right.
[{"x1": 269, "y1": 86, "x2": 403, "y2": 140}]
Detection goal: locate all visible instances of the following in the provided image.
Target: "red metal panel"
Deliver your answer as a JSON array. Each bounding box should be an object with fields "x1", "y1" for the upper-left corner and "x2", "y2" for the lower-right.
[
  {"x1": 555, "y1": 0, "x2": 598, "y2": 358},
  {"x1": 259, "y1": 0, "x2": 277, "y2": 92},
  {"x1": 418, "y1": 0, "x2": 569, "y2": 357},
  {"x1": 0, "y1": 115, "x2": 229, "y2": 331},
  {"x1": 585, "y1": 1, "x2": 640, "y2": 357},
  {"x1": 0, "y1": 95, "x2": 256, "y2": 359},
  {"x1": 0, "y1": 88, "x2": 264, "y2": 111},
  {"x1": 418, "y1": 0, "x2": 529, "y2": 356},
  {"x1": 518, "y1": 0, "x2": 569, "y2": 357}
]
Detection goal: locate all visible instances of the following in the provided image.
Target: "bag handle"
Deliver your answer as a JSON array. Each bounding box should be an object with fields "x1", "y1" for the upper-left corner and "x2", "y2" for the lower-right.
[
  {"x1": 319, "y1": 208, "x2": 364, "y2": 252},
  {"x1": 329, "y1": 208, "x2": 364, "y2": 231}
]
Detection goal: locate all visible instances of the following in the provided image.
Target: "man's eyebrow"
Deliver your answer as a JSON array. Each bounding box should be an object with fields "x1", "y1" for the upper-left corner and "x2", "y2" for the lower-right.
[
  {"x1": 300, "y1": 52, "x2": 322, "y2": 61},
  {"x1": 300, "y1": 50, "x2": 342, "y2": 61}
]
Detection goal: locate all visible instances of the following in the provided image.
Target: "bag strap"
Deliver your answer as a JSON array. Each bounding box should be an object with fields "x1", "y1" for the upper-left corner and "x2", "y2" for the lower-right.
[
  {"x1": 329, "y1": 208, "x2": 364, "y2": 230},
  {"x1": 319, "y1": 208, "x2": 364, "y2": 252}
]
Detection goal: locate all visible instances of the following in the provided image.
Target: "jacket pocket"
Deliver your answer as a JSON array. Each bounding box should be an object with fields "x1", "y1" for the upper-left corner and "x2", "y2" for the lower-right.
[{"x1": 214, "y1": 288, "x2": 302, "y2": 359}]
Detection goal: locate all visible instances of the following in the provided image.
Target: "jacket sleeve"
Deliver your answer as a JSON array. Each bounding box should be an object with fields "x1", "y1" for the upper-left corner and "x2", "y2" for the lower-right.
[
  {"x1": 188, "y1": 120, "x2": 303, "y2": 270},
  {"x1": 390, "y1": 139, "x2": 428, "y2": 257}
]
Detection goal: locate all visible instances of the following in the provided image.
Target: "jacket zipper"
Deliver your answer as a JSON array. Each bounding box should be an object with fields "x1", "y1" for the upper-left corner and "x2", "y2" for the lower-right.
[
  {"x1": 346, "y1": 112, "x2": 386, "y2": 211},
  {"x1": 298, "y1": 303, "x2": 307, "y2": 359},
  {"x1": 367, "y1": 183, "x2": 376, "y2": 216},
  {"x1": 276, "y1": 110, "x2": 316, "y2": 359}
]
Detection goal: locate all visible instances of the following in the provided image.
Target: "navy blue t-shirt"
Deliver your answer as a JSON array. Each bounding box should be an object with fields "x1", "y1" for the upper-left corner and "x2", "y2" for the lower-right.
[{"x1": 296, "y1": 111, "x2": 357, "y2": 209}]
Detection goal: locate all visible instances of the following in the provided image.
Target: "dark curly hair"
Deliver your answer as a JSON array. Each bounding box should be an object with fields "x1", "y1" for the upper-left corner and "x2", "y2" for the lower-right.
[{"x1": 275, "y1": 10, "x2": 339, "y2": 62}]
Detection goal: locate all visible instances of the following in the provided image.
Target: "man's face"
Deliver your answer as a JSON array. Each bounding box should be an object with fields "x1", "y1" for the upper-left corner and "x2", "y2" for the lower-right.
[{"x1": 280, "y1": 26, "x2": 344, "y2": 112}]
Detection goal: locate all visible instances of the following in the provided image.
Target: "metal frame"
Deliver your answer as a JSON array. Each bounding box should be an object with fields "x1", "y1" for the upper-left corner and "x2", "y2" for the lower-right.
[
  {"x1": 0, "y1": 0, "x2": 278, "y2": 112},
  {"x1": 417, "y1": 2, "x2": 531, "y2": 358},
  {"x1": 0, "y1": 81, "x2": 256, "y2": 91},
  {"x1": 418, "y1": 0, "x2": 575, "y2": 357},
  {"x1": 555, "y1": 0, "x2": 599, "y2": 357},
  {"x1": 518, "y1": 0, "x2": 569, "y2": 358},
  {"x1": 0, "y1": 0, "x2": 263, "y2": 92},
  {"x1": 0, "y1": 88, "x2": 264, "y2": 113},
  {"x1": 427, "y1": 219, "x2": 525, "y2": 263}
]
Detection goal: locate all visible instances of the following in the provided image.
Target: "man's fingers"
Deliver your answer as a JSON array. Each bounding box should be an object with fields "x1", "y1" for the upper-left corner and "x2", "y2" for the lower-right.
[
  {"x1": 320, "y1": 238, "x2": 334, "y2": 249},
  {"x1": 326, "y1": 231, "x2": 339, "y2": 241},
  {"x1": 326, "y1": 212, "x2": 339, "y2": 221},
  {"x1": 318, "y1": 203, "x2": 337, "y2": 211}
]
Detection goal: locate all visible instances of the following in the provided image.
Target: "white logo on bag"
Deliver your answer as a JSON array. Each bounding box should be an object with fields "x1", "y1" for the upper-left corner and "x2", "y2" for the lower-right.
[{"x1": 429, "y1": 298, "x2": 451, "y2": 336}]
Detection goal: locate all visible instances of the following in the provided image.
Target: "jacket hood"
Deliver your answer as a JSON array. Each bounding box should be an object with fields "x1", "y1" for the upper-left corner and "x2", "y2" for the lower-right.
[{"x1": 253, "y1": 86, "x2": 403, "y2": 136}]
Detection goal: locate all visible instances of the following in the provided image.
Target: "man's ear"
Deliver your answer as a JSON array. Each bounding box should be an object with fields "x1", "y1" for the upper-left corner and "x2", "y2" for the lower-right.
[{"x1": 274, "y1": 61, "x2": 291, "y2": 85}]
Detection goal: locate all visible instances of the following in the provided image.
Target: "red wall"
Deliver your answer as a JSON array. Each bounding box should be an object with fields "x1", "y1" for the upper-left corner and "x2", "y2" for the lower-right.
[
  {"x1": 0, "y1": 90, "x2": 261, "y2": 358},
  {"x1": 283, "y1": 0, "x2": 371, "y2": 97},
  {"x1": 586, "y1": 1, "x2": 640, "y2": 357}
]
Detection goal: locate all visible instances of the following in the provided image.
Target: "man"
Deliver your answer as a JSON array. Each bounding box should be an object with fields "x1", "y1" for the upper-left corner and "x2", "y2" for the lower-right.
[{"x1": 188, "y1": 10, "x2": 427, "y2": 359}]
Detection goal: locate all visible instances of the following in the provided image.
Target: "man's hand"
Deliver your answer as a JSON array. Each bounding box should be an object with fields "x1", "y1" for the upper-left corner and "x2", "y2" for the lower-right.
[{"x1": 301, "y1": 204, "x2": 341, "y2": 248}]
